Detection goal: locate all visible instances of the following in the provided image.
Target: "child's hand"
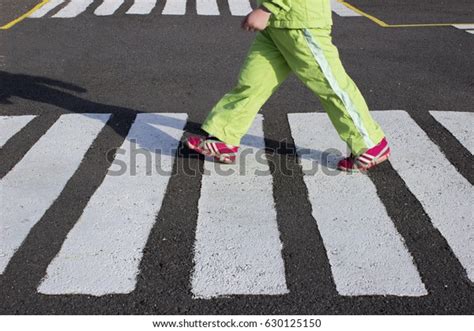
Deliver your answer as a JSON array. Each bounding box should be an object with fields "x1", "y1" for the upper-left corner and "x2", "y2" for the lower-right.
[{"x1": 241, "y1": 7, "x2": 271, "y2": 32}]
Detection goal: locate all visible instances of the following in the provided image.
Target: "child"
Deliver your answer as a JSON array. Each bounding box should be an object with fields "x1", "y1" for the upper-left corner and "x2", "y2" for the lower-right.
[{"x1": 186, "y1": 0, "x2": 390, "y2": 171}]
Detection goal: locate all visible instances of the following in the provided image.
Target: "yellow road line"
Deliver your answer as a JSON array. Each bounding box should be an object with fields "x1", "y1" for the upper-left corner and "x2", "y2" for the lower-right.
[
  {"x1": 0, "y1": 0, "x2": 51, "y2": 30},
  {"x1": 339, "y1": 0, "x2": 474, "y2": 28},
  {"x1": 387, "y1": 23, "x2": 473, "y2": 28},
  {"x1": 338, "y1": 0, "x2": 389, "y2": 27}
]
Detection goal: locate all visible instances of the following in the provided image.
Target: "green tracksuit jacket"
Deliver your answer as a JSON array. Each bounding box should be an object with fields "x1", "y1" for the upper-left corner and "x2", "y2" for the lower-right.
[
  {"x1": 260, "y1": 0, "x2": 333, "y2": 28},
  {"x1": 201, "y1": 0, "x2": 385, "y2": 155}
]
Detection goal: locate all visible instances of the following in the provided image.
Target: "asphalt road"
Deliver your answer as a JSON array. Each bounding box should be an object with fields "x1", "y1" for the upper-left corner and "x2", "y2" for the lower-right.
[{"x1": 0, "y1": 0, "x2": 473, "y2": 314}]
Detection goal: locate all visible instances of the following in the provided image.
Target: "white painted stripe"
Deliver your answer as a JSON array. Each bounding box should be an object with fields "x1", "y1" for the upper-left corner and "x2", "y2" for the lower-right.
[
  {"x1": 38, "y1": 113, "x2": 186, "y2": 295},
  {"x1": 227, "y1": 0, "x2": 252, "y2": 16},
  {"x1": 288, "y1": 112, "x2": 427, "y2": 296},
  {"x1": 330, "y1": 0, "x2": 361, "y2": 17},
  {"x1": 360, "y1": 152, "x2": 374, "y2": 159},
  {"x1": 94, "y1": 0, "x2": 125, "y2": 16},
  {"x1": 374, "y1": 110, "x2": 474, "y2": 282},
  {"x1": 466, "y1": 30, "x2": 474, "y2": 34},
  {"x1": 0, "y1": 114, "x2": 109, "y2": 274},
  {"x1": 52, "y1": 0, "x2": 94, "y2": 18},
  {"x1": 302, "y1": 29, "x2": 375, "y2": 148},
  {"x1": 192, "y1": 115, "x2": 288, "y2": 298},
  {"x1": 430, "y1": 111, "x2": 474, "y2": 154},
  {"x1": 0, "y1": 115, "x2": 35, "y2": 148},
  {"x1": 453, "y1": 24, "x2": 474, "y2": 30},
  {"x1": 162, "y1": 0, "x2": 186, "y2": 15},
  {"x1": 29, "y1": 0, "x2": 66, "y2": 18},
  {"x1": 196, "y1": 0, "x2": 219, "y2": 15},
  {"x1": 126, "y1": 0, "x2": 157, "y2": 15},
  {"x1": 357, "y1": 155, "x2": 372, "y2": 163}
]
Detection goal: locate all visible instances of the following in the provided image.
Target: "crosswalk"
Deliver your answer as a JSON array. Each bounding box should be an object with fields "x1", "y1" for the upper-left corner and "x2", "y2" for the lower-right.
[
  {"x1": 0, "y1": 116, "x2": 36, "y2": 148},
  {"x1": 0, "y1": 110, "x2": 472, "y2": 298},
  {"x1": 289, "y1": 113, "x2": 427, "y2": 296},
  {"x1": 1, "y1": 114, "x2": 111, "y2": 276},
  {"x1": 192, "y1": 115, "x2": 288, "y2": 298},
  {"x1": 25, "y1": 0, "x2": 474, "y2": 39},
  {"x1": 453, "y1": 24, "x2": 474, "y2": 35},
  {"x1": 28, "y1": 0, "x2": 358, "y2": 18},
  {"x1": 38, "y1": 113, "x2": 186, "y2": 295},
  {"x1": 430, "y1": 111, "x2": 474, "y2": 154}
]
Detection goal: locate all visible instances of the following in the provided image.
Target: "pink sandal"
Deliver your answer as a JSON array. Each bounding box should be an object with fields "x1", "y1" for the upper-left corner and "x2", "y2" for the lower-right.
[
  {"x1": 186, "y1": 136, "x2": 239, "y2": 164},
  {"x1": 338, "y1": 137, "x2": 391, "y2": 172}
]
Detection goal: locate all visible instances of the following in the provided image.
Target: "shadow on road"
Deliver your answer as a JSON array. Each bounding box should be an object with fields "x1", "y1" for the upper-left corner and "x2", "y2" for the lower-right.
[{"x1": 0, "y1": 70, "x2": 340, "y2": 167}]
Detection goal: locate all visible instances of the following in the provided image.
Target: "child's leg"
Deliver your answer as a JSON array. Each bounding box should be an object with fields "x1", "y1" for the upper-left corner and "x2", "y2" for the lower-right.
[
  {"x1": 268, "y1": 27, "x2": 385, "y2": 156},
  {"x1": 201, "y1": 30, "x2": 291, "y2": 146}
]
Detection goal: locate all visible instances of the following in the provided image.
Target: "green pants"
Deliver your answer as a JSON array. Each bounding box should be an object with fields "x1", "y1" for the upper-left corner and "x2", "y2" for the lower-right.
[{"x1": 201, "y1": 27, "x2": 385, "y2": 155}]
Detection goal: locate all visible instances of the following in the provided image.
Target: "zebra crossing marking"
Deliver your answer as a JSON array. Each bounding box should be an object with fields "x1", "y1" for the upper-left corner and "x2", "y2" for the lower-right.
[
  {"x1": 52, "y1": 0, "x2": 94, "y2": 18},
  {"x1": 288, "y1": 112, "x2": 427, "y2": 296},
  {"x1": 374, "y1": 111, "x2": 474, "y2": 282},
  {"x1": 1, "y1": 110, "x2": 471, "y2": 296},
  {"x1": 0, "y1": 115, "x2": 36, "y2": 148},
  {"x1": 453, "y1": 24, "x2": 474, "y2": 29},
  {"x1": 28, "y1": 0, "x2": 66, "y2": 18},
  {"x1": 192, "y1": 115, "x2": 288, "y2": 298},
  {"x1": 227, "y1": 0, "x2": 252, "y2": 16},
  {"x1": 430, "y1": 111, "x2": 474, "y2": 155},
  {"x1": 0, "y1": 114, "x2": 110, "y2": 274},
  {"x1": 26, "y1": 0, "x2": 359, "y2": 19},
  {"x1": 38, "y1": 113, "x2": 186, "y2": 295},
  {"x1": 162, "y1": 0, "x2": 187, "y2": 16},
  {"x1": 330, "y1": 0, "x2": 361, "y2": 17},
  {"x1": 94, "y1": 0, "x2": 125, "y2": 16},
  {"x1": 126, "y1": 0, "x2": 158, "y2": 15},
  {"x1": 453, "y1": 24, "x2": 474, "y2": 35},
  {"x1": 196, "y1": 0, "x2": 220, "y2": 16}
]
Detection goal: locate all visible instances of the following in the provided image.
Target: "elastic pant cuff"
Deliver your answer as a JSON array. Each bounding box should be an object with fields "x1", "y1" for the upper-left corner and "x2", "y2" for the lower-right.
[{"x1": 201, "y1": 124, "x2": 241, "y2": 147}]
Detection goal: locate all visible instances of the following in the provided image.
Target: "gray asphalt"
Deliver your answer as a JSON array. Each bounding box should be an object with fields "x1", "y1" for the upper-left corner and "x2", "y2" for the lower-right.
[{"x1": 0, "y1": 0, "x2": 473, "y2": 314}]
